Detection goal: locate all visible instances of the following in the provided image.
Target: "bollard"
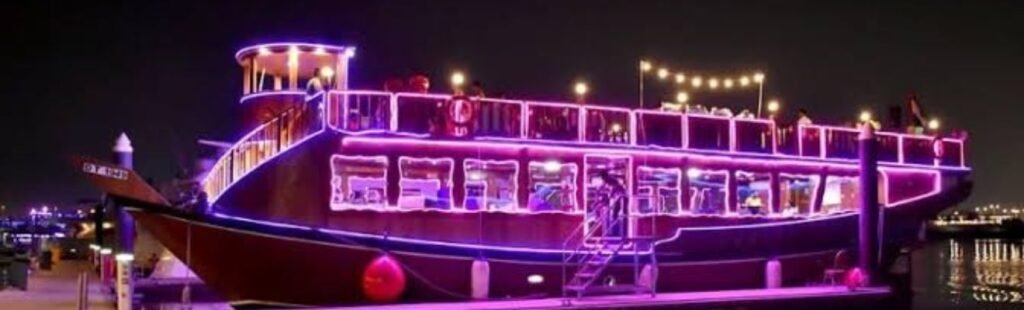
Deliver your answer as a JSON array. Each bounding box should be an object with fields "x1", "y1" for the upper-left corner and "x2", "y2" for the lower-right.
[
  {"x1": 765, "y1": 258, "x2": 782, "y2": 288},
  {"x1": 77, "y1": 272, "x2": 90, "y2": 310},
  {"x1": 470, "y1": 258, "x2": 490, "y2": 299}
]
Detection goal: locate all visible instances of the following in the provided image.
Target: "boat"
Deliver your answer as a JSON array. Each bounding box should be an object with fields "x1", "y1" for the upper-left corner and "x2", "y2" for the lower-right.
[{"x1": 79, "y1": 42, "x2": 971, "y2": 307}]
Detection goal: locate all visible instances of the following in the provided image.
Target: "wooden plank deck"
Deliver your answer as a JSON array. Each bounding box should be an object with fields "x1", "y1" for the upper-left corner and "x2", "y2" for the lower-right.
[{"x1": 335, "y1": 286, "x2": 891, "y2": 310}]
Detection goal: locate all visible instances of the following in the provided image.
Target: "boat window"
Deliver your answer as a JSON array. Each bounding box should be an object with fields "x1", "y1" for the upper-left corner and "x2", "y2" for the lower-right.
[
  {"x1": 903, "y1": 136, "x2": 937, "y2": 165},
  {"x1": 736, "y1": 171, "x2": 772, "y2": 216},
  {"x1": 876, "y1": 133, "x2": 900, "y2": 163},
  {"x1": 686, "y1": 116, "x2": 730, "y2": 151},
  {"x1": 885, "y1": 171, "x2": 935, "y2": 206},
  {"x1": 584, "y1": 156, "x2": 631, "y2": 219},
  {"x1": 821, "y1": 176, "x2": 859, "y2": 214},
  {"x1": 823, "y1": 128, "x2": 860, "y2": 159},
  {"x1": 399, "y1": 157, "x2": 454, "y2": 210},
  {"x1": 779, "y1": 174, "x2": 820, "y2": 216},
  {"x1": 329, "y1": 155, "x2": 388, "y2": 210},
  {"x1": 527, "y1": 161, "x2": 578, "y2": 212},
  {"x1": 475, "y1": 99, "x2": 523, "y2": 138},
  {"x1": 464, "y1": 159, "x2": 519, "y2": 211},
  {"x1": 734, "y1": 120, "x2": 774, "y2": 154},
  {"x1": 342, "y1": 93, "x2": 391, "y2": 131},
  {"x1": 688, "y1": 168, "x2": 728, "y2": 215},
  {"x1": 527, "y1": 104, "x2": 579, "y2": 142},
  {"x1": 584, "y1": 108, "x2": 631, "y2": 144},
  {"x1": 636, "y1": 113, "x2": 682, "y2": 148},
  {"x1": 799, "y1": 126, "x2": 823, "y2": 157},
  {"x1": 636, "y1": 167, "x2": 682, "y2": 215},
  {"x1": 395, "y1": 95, "x2": 443, "y2": 135}
]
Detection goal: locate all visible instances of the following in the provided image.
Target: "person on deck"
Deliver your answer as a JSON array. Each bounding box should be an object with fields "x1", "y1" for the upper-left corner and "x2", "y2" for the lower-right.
[
  {"x1": 797, "y1": 108, "x2": 813, "y2": 125},
  {"x1": 306, "y1": 68, "x2": 325, "y2": 95}
]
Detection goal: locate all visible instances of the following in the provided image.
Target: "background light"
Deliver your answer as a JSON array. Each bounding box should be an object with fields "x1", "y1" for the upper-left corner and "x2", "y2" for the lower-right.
[
  {"x1": 691, "y1": 77, "x2": 703, "y2": 88},
  {"x1": 574, "y1": 81, "x2": 588, "y2": 96},
  {"x1": 708, "y1": 78, "x2": 719, "y2": 89},
  {"x1": 723, "y1": 78, "x2": 734, "y2": 88},
  {"x1": 450, "y1": 71, "x2": 466, "y2": 87},
  {"x1": 753, "y1": 72, "x2": 765, "y2": 83},
  {"x1": 767, "y1": 100, "x2": 780, "y2": 113},
  {"x1": 686, "y1": 168, "x2": 701, "y2": 179},
  {"x1": 543, "y1": 160, "x2": 561, "y2": 172},
  {"x1": 657, "y1": 68, "x2": 669, "y2": 79},
  {"x1": 859, "y1": 111, "x2": 872, "y2": 122},
  {"x1": 527, "y1": 274, "x2": 544, "y2": 284},
  {"x1": 640, "y1": 60, "x2": 652, "y2": 72},
  {"x1": 676, "y1": 91, "x2": 689, "y2": 103},
  {"x1": 610, "y1": 123, "x2": 623, "y2": 133},
  {"x1": 674, "y1": 73, "x2": 685, "y2": 84},
  {"x1": 928, "y1": 118, "x2": 940, "y2": 130},
  {"x1": 740, "y1": 76, "x2": 750, "y2": 86},
  {"x1": 319, "y1": 66, "x2": 335, "y2": 78}
]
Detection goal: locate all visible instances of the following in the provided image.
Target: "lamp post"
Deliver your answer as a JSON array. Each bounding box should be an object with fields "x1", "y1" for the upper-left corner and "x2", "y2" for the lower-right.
[
  {"x1": 754, "y1": 72, "x2": 765, "y2": 117},
  {"x1": 639, "y1": 60, "x2": 652, "y2": 109}
]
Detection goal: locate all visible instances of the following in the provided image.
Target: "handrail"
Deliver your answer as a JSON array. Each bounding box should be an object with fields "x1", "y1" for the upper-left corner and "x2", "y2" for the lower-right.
[
  {"x1": 203, "y1": 92, "x2": 326, "y2": 203},
  {"x1": 325, "y1": 90, "x2": 967, "y2": 169}
]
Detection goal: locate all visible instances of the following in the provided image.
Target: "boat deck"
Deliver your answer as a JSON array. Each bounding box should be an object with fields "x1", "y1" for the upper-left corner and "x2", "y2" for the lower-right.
[{"x1": 335, "y1": 286, "x2": 892, "y2": 310}]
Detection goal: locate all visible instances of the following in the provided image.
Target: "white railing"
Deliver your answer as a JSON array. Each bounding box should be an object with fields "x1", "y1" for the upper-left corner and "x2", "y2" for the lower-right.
[
  {"x1": 324, "y1": 90, "x2": 967, "y2": 168},
  {"x1": 203, "y1": 93, "x2": 325, "y2": 202}
]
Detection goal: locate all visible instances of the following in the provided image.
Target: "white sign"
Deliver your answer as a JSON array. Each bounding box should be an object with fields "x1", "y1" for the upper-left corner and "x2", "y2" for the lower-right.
[{"x1": 83, "y1": 162, "x2": 129, "y2": 180}]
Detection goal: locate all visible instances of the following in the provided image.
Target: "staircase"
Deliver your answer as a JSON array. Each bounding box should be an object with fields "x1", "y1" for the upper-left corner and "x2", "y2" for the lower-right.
[{"x1": 562, "y1": 194, "x2": 657, "y2": 301}]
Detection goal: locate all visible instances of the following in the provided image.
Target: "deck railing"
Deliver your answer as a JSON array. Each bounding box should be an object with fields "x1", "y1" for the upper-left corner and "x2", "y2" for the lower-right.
[
  {"x1": 320, "y1": 90, "x2": 967, "y2": 168},
  {"x1": 212, "y1": 90, "x2": 967, "y2": 202},
  {"x1": 204, "y1": 92, "x2": 325, "y2": 202}
]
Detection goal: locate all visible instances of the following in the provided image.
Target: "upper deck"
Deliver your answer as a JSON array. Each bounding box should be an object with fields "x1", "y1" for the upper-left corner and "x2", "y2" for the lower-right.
[{"x1": 302, "y1": 90, "x2": 966, "y2": 169}]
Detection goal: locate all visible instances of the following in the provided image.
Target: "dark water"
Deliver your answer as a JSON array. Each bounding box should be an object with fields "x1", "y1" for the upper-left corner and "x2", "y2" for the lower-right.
[{"x1": 913, "y1": 238, "x2": 1023, "y2": 309}]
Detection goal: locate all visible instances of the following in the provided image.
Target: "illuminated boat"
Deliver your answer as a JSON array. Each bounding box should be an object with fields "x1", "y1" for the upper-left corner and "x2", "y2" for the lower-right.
[{"x1": 122, "y1": 42, "x2": 970, "y2": 307}]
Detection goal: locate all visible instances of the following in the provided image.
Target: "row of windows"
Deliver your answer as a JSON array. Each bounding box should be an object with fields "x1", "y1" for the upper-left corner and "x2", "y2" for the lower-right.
[{"x1": 329, "y1": 155, "x2": 874, "y2": 216}]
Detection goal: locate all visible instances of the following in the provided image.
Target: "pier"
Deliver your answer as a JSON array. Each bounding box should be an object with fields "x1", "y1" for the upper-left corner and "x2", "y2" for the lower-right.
[
  {"x1": 0, "y1": 260, "x2": 114, "y2": 310},
  {"x1": 336, "y1": 286, "x2": 892, "y2": 310}
]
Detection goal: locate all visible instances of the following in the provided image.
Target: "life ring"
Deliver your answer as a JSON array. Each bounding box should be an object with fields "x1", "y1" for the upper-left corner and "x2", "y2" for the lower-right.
[
  {"x1": 445, "y1": 96, "x2": 476, "y2": 137},
  {"x1": 932, "y1": 138, "x2": 944, "y2": 158}
]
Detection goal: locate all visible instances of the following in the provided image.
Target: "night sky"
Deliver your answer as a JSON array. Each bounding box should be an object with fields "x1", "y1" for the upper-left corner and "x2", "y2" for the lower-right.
[{"x1": 4, "y1": 1, "x2": 1022, "y2": 213}]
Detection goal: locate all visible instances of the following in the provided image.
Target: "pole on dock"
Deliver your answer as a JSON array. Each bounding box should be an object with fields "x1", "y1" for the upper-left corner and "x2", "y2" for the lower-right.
[
  {"x1": 857, "y1": 124, "x2": 880, "y2": 284},
  {"x1": 112, "y1": 133, "x2": 135, "y2": 310}
]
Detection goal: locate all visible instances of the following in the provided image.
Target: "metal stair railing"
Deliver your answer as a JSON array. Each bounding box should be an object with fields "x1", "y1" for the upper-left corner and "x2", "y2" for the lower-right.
[
  {"x1": 561, "y1": 194, "x2": 629, "y2": 299},
  {"x1": 202, "y1": 91, "x2": 326, "y2": 203}
]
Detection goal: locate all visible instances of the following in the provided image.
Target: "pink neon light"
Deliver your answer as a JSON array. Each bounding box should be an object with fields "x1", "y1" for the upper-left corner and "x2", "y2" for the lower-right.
[
  {"x1": 878, "y1": 169, "x2": 942, "y2": 207},
  {"x1": 238, "y1": 91, "x2": 306, "y2": 104},
  {"x1": 234, "y1": 42, "x2": 354, "y2": 63},
  {"x1": 362, "y1": 136, "x2": 966, "y2": 174}
]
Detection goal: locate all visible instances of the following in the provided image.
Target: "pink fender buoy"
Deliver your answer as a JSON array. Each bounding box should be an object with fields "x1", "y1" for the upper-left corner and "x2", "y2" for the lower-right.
[
  {"x1": 845, "y1": 267, "x2": 868, "y2": 290},
  {"x1": 362, "y1": 254, "x2": 407, "y2": 302}
]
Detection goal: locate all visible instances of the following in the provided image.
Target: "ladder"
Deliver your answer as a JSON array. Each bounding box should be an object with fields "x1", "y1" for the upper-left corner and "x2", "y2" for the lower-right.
[{"x1": 561, "y1": 194, "x2": 657, "y2": 301}]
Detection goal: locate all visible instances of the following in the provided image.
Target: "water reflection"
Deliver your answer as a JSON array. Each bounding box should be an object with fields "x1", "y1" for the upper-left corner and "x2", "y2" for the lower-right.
[{"x1": 918, "y1": 238, "x2": 1024, "y2": 308}]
